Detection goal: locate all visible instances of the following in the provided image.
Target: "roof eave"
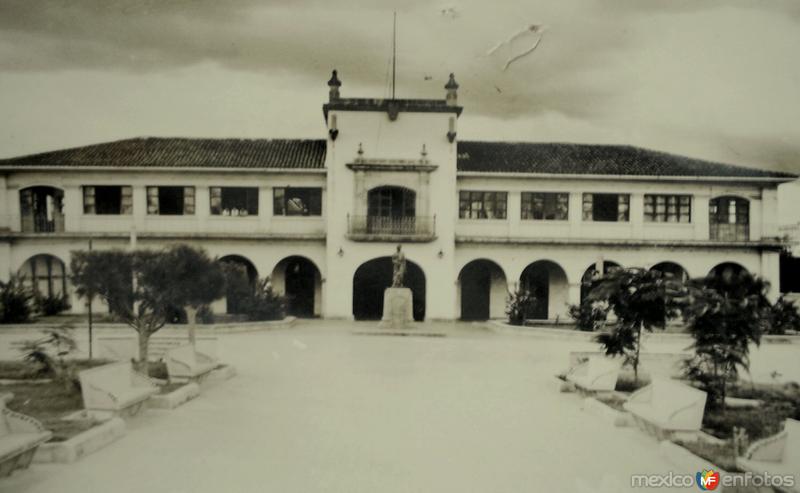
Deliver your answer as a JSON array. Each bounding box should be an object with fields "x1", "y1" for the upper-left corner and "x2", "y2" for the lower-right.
[
  {"x1": 0, "y1": 165, "x2": 327, "y2": 173},
  {"x1": 456, "y1": 170, "x2": 796, "y2": 183}
]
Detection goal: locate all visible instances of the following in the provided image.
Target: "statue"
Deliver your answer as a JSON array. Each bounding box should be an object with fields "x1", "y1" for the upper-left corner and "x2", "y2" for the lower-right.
[{"x1": 391, "y1": 244, "x2": 406, "y2": 287}]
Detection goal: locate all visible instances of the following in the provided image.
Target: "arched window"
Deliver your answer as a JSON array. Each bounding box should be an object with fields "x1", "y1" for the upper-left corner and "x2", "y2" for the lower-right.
[
  {"x1": 709, "y1": 196, "x2": 749, "y2": 241},
  {"x1": 18, "y1": 254, "x2": 67, "y2": 298}
]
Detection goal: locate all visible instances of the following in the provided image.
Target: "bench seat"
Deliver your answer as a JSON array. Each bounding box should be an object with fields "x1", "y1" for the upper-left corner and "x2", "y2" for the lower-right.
[
  {"x1": 0, "y1": 404, "x2": 51, "y2": 477},
  {"x1": 565, "y1": 356, "x2": 621, "y2": 393},
  {"x1": 79, "y1": 362, "x2": 158, "y2": 416},
  {"x1": 623, "y1": 377, "x2": 707, "y2": 440},
  {"x1": 165, "y1": 345, "x2": 218, "y2": 382}
]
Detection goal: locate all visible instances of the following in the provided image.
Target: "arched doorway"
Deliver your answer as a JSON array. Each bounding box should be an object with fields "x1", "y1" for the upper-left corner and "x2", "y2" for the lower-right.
[
  {"x1": 708, "y1": 262, "x2": 748, "y2": 281},
  {"x1": 18, "y1": 254, "x2": 67, "y2": 298},
  {"x1": 580, "y1": 261, "x2": 622, "y2": 302},
  {"x1": 520, "y1": 260, "x2": 570, "y2": 320},
  {"x1": 219, "y1": 255, "x2": 258, "y2": 314},
  {"x1": 272, "y1": 256, "x2": 322, "y2": 318},
  {"x1": 19, "y1": 186, "x2": 65, "y2": 233},
  {"x1": 650, "y1": 262, "x2": 689, "y2": 283},
  {"x1": 353, "y1": 257, "x2": 425, "y2": 321},
  {"x1": 458, "y1": 260, "x2": 506, "y2": 321}
]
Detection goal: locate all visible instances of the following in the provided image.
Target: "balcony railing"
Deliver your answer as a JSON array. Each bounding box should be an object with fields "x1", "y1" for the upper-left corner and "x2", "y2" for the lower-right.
[
  {"x1": 710, "y1": 223, "x2": 749, "y2": 241},
  {"x1": 347, "y1": 214, "x2": 436, "y2": 241},
  {"x1": 21, "y1": 213, "x2": 65, "y2": 233}
]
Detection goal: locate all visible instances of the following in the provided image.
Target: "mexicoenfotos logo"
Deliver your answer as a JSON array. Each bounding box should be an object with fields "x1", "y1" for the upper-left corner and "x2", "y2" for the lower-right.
[{"x1": 695, "y1": 469, "x2": 720, "y2": 491}]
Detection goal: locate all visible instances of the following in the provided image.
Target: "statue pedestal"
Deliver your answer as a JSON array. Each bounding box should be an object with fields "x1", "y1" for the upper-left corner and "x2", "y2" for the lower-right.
[{"x1": 379, "y1": 287, "x2": 414, "y2": 329}]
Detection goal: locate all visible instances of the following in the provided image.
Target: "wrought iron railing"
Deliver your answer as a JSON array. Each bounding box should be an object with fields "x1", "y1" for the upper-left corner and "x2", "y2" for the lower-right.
[
  {"x1": 20, "y1": 213, "x2": 65, "y2": 233},
  {"x1": 347, "y1": 215, "x2": 435, "y2": 237},
  {"x1": 710, "y1": 223, "x2": 749, "y2": 241}
]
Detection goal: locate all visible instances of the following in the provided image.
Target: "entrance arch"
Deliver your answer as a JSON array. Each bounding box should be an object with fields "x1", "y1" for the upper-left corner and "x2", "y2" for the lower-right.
[
  {"x1": 18, "y1": 254, "x2": 67, "y2": 298},
  {"x1": 580, "y1": 261, "x2": 622, "y2": 302},
  {"x1": 520, "y1": 260, "x2": 569, "y2": 320},
  {"x1": 650, "y1": 262, "x2": 689, "y2": 282},
  {"x1": 708, "y1": 262, "x2": 748, "y2": 281},
  {"x1": 272, "y1": 256, "x2": 322, "y2": 318},
  {"x1": 219, "y1": 255, "x2": 258, "y2": 314},
  {"x1": 353, "y1": 257, "x2": 425, "y2": 321},
  {"x1": 458, "y1": 259, "x2": 507, "y2": 321}
]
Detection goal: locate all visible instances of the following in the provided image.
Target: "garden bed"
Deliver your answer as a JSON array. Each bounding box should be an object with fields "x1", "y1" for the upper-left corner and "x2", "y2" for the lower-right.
[
  {"x1": 0, "y1": 358, "x2": 110, "y2": 380},
  {"x1": 0, "y1": 380, "x2": 97, "y2": 442},
  {"x1": 672, "y1": 438, "x2": 738, "y2": 472}
]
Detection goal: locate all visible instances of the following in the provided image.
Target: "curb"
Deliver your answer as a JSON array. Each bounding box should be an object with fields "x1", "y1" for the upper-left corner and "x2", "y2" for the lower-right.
[
  {"x1": 581, "y1": 397, "x2": 633, "y2": 427},
  {"x1": 33, "y1": 417, "x2": 126, "y2": 464},
  {"x1": 213, "y1": 317, "x2": 297, "y2": 334},
  {"x1": 148, "y1": 383, "x2": 200, "y2": 410}
]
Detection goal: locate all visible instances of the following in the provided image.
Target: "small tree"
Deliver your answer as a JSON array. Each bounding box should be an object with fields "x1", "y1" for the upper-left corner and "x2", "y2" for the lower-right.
[
  {"x1": 589, "y1": 268, "x2": 682, "y2": 385},
  {"x1": 72, "y1": 246, "x2": 226, "y2": 372},
  {"x1": 568, "y1": 299, "x2": 610, "y2": 332},
  {"x1": 680, "y1": 272, "x2": 771, "y2": 410},
  {"x1": 19, "y1": 326, "x2": 79, "y2": 391},
  {"x1": 155, "y1": 245, "x2": 225, "y2": 346},
  {"x1": 240, "y1": 277, "x2": 286, "y2": 321}
]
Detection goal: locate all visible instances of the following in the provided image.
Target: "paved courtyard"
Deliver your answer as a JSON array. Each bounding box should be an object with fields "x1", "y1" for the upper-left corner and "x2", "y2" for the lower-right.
[{"x1": 3, "y1": 321, "x2": 798, "y2": 493}]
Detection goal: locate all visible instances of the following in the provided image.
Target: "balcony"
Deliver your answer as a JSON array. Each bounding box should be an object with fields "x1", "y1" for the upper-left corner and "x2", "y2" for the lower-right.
[
  {"x1": 21, "y1": 213, "x2": 65, "y2": 233},
  {"x1": 710, "y1": 223, "x2": 749, "y2": 242},
  {"x1": 347, "y1": 215, "x2": 436, "y2": 242}
]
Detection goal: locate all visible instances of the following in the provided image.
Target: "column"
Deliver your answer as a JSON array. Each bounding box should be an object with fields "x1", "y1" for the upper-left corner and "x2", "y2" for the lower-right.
[
  {"x1": 760, "y1": 188, "x2": 779, "y2": 239},
  {"x1": 63, "y1": 187, "x2": 82, "y2": 232},
  {"x1": 761, "y1": 250, "x2": 781, "y2": 302},
  {"x1": 354, "y1": 170, "x2": 367, "y2": 217},
  {"x1": 259, "y1": 186, "x2": 272, "y2": 231},
  {"x1": 132, "y1": 185, "x2": 147, "y2": 232},
  {"x1": 568, "y1": 282, "x2": 582, "y2": 307},
  {"x1": 694, "y1": 192, "x2": 710, "y2": 240},
  {"x1": 568, "y1": 192, "x2": 583, "y2": 238},
  {"x1": 630, "y1": 192, "x2": 644, "y2": 238},
  {"x1": 507, "y1": 190, "x2": 521, "y2": 237}
]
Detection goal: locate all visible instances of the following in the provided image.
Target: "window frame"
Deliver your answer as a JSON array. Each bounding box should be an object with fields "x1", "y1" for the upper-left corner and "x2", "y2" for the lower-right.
[
  {"x1": 520, "y1": 192, "x2": 569, "y2": 221},
  {"x1": 146, "y1": 186, "x2": 195, "y2": 216},
  {"x1": 458, "y1": 191, "x2": 508, "y2": 220},
  {"x1": 210, "y1": 186, "x2": 259, "y2": 217},
  {"x1": 643, "y1": 194, "x2": 692, "y2": 223},
  {"x1": 83, "y1": 185, "x2": 133, "y2": 215},
  {"x1": 273, "y1": 187, "x2": 323, "y2": 217},
  {"x1": 582, "y1": 193, "x2": 630, "y2": 222}
]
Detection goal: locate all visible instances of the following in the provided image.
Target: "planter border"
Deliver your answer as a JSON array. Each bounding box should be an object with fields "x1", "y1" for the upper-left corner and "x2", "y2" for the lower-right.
[
  {"x1": 33, "y1": 417, "x2": 126, "y2": 464},
  {"x1": 148, "y1": 383, "x2": 200, "y2": 410},
  {"x1": 581, "y1": 396, "x2": 633, "y2": 427}
]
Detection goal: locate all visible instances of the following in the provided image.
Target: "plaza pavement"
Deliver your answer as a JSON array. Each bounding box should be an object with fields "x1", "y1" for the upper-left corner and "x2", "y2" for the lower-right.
[{"x1": 2, "y1": 320, "x2": 798, "y2": 493}]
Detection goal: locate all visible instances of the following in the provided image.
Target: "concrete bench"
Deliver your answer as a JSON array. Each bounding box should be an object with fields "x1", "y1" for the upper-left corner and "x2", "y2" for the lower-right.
[
  {"x1": 623, "y1": 377, "x2": 707, "y2": 440},
  {"x1": 0, "y1": 403, "x2": 51, "y2": 477},
  {"x1": 737, "y1": 419, "x2": 800, "y2": 492},
  {"x1": 165, "y1": 345, "x2": 217, "y2": 383},
  {"x1": 565, "y1": 356, "x2": 621, "y2": 393},
  {"x1": 78, "y1": 362, "x2": 158, "y2": 417}
]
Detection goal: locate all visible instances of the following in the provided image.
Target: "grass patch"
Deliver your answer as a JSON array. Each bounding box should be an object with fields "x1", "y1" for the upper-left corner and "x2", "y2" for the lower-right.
[
  {"x1": 614, "y1": 373, "x2": 650, "y2": 393},
  {"x1": 700, "y1": 382, "x2": 800, "y2": 442},
  {"x1": 159, "y1": 383, "x2": 186, "y2": 394},
  {"x1": 673, "y1": 439, "x2": 738, "y2": 472},
  {"x1": 0, "y1": 381, "x2": 95, "y2": 442},
  {"x1": 0, "y1": 358, "x2": 111, "y2": 380},
  {"x1": 596, "y1": 394, "x2": 627, "y2": 412}
]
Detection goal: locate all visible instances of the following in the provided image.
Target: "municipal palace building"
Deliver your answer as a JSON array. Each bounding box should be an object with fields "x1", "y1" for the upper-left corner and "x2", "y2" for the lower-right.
[{"x1": 0, "y1": 72, "x2": 796, "y2": 321}]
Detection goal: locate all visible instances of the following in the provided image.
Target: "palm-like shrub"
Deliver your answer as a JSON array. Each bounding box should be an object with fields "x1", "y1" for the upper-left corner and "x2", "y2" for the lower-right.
[
  {"x1": 0, "y1": 276, "x2": 34, "y2": 323},
  {"x1": 240, "y1": 278, "x2": 286, "y2": 321},
  {"x1": 506, "y1": 288, "x2": 538, "y2": 326}
]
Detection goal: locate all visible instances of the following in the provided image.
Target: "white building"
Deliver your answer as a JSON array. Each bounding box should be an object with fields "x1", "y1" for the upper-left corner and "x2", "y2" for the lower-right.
[{"x1": 0, "y1": 71, "x2": 796, "y2": 321}]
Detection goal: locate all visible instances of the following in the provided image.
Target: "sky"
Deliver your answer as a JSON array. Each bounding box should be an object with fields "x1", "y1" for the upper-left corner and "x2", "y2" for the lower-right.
[{"x1": 0, "y1": 0, "x2": 798, "y2": 222}]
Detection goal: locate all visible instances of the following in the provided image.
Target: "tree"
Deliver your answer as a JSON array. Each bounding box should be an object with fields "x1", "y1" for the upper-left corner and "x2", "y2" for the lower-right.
[
  {"x1": 506, "y1": 287, "x2": 539, "y2": 326},
  {"x1": 588, "y1": 267, "x2": 682, "y2": 385},
  {"x1": 680, "y1": 271, "x2": 771, "y2": 410},
  {"x1": 767, "y1": 296, "x2": 800, "y2": 335},
  {"x1": 71, "y1": 246, "x2": 224, "y2": 373},
  {"x1": 155, "y1": 245, "x2": 225, "y2": 345}
]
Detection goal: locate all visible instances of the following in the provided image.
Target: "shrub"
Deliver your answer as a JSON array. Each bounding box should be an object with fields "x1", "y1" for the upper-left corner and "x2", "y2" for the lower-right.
[
  {"x1": 568, "y1": 299, "x2": 609, "y2": 332},
  {"x1": 0, "y1": 276, "x2": 34, "y2": 323},
  {"x1": 767, "y1": 296, "x2": 800, "y2": 335},
  {"x1": 35, "y1": 294, "x2": 71, "y2": 316},
  {"x1": 197, "y1": 304, "x2": 215, "y2": 324},
  {"x1": 505, "y1": 288, "x2": 538, "y2": 326},
  {"x1": 19, "y1": 327, "x2": 80, "y2": 391},
  {"x1": 240, "y1": 277, "x2": 286, "y2": 321}
]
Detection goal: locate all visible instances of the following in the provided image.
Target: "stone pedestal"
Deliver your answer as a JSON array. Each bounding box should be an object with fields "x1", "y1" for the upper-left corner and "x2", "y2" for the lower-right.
[{"x1": 379, "y1": 287, "x2": 414, "y2": 329}]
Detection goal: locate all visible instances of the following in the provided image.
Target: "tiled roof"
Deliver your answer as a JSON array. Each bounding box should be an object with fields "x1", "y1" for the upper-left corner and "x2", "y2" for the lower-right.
[
  {"x1": 0, "y1": 137, "x2": 794, "y2": 179},
  {"x1": 456, "y1": 141, "x2": 796, "y2": 179},
  {"x1": 0, "y1": 137, "x2": 327, "y2": 169}
]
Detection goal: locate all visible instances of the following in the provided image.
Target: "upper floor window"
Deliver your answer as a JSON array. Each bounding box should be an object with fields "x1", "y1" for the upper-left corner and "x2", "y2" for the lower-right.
[
  {"x1": 644, "y1": 194, "x2": 691, "y2": 223},
  {"x1": 709, "y1": 196, "x2": 749, "y2": 241},
  {"x1": 582, "y1": 193, "x2": 629, "y2": 222},
  {"x1": 83, "y1": 186, "x2": 133, "y2": 215},
  {"x1": 19, "y1": 186, "x2": 65, "y2": 233},
  {"x1": 147, "y1": 186, "x2": 195, "y2": 215},
  {"x1": 521, "y1": 192, "x2": 569, "y2": 220},
  {"x1": 210, "y1": 187, "x2": 258, "y2": 216},
  {"x1": 273, "y1": 187, "x2": 322, "y2": 216},
  {"x1": 459, "y1": 191, "x2": 507, "y2": 219}
]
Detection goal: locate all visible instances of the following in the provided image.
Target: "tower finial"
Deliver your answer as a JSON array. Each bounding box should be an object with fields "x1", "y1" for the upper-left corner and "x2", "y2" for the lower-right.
[
  {"x1": 328, "y1": 69, "x2": 341, "y2": 101},
  {"x1": 445, "y1": 73, "x2": 459, "y2": 106}
]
